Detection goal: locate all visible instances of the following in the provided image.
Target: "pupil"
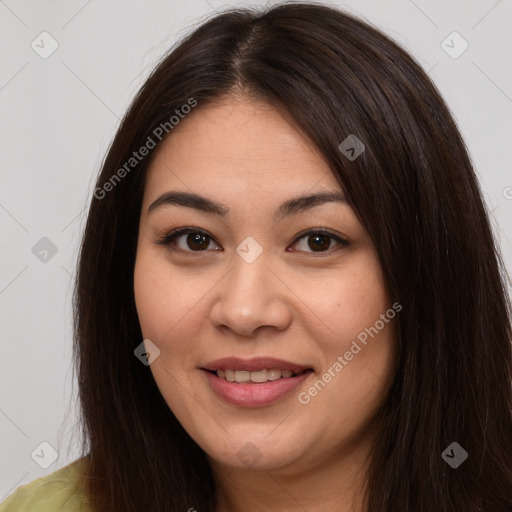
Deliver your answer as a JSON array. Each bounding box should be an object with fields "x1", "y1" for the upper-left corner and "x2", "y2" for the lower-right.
[
  {"x1": 309, "y1": 234, "x2": 330, "y2": 251},
  {"x1": 188, "y1": 233, "x2": 209, "y2": 250}
]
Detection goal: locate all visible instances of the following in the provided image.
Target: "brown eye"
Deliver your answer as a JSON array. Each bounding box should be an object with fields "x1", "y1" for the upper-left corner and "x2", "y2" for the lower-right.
[
  {"x1": 306, "y1": 233, "x2": 331, "y2": 251},
  {"x1": 156, "y1": 228, "x2": 221, "y2": 252},
  {"x1": 156, "y1": 227, "x2": 349, "y2": 255},
  {"x1": 182, "y1": 232, "x2": 211, "y2": 251},
  {"x1": 291, "y1": 230, "x2": 349, "y2": 254}
]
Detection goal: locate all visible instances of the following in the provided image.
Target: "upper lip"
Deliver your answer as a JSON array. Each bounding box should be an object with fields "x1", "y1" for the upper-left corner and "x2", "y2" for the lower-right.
[{"x1": 202, "y1": 357, "x2": 312, "y2": 374}]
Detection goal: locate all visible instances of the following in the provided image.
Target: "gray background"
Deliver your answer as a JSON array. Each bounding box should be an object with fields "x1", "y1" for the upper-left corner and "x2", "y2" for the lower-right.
[{"x1": 1, "y1": 0, "x2": 511, "y2": 500}]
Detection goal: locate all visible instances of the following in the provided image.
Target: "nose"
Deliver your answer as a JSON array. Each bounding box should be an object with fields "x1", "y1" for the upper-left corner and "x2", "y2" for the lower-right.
[{"x1": 209, "y1": 253, "x2": 292, "y2": 337}]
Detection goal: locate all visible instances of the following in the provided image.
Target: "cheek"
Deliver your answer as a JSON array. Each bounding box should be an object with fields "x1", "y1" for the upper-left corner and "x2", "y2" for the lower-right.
[
  {"x1": 133, "y1": 251, "x2": 211, "y2": 364},
  {"x1": 304, "y1": 250, "x2": 391, "y2": 359},
  {"x1": 134, "y1": 255, "x2": 166, "y2": 339},
  {"x1": 296, "y1": 249, "x2": 398, "y2": 416},
  {"x1": 133, "y1": 251, "x2": 184, "y2": 350}
]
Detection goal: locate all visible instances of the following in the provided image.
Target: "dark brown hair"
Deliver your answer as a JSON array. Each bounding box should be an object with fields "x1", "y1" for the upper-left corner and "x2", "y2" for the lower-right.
[{"x1": 72, "y1": 2, "x2": 512, "y2": 511}]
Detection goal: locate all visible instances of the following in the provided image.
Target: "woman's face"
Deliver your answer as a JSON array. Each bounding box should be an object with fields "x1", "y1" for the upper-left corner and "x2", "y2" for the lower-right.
[{"x1": 134, "y1": 96, "x2": 398, "y2": 474}]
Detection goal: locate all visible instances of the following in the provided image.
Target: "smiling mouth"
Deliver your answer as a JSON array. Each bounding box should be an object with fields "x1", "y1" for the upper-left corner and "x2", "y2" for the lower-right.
[{"x1": 205, "y1": 368, "x2": 313, "y2": 383}]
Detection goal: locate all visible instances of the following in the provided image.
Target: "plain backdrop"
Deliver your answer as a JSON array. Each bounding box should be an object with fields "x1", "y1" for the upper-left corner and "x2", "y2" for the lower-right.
[{"x1": 1, "y1": 0, "x2": 511, "y2": 500}]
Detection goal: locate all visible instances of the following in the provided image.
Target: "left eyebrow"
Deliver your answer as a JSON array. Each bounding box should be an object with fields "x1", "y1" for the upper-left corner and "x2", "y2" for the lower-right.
[{"x1": 147, "y1": 190, "x2": 347, "y2": 222}]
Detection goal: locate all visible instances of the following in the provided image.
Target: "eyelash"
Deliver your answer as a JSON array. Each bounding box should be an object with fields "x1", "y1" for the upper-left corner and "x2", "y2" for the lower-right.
[{"x1": 155, "y1": 227, "x2": 349, "y2": 255}]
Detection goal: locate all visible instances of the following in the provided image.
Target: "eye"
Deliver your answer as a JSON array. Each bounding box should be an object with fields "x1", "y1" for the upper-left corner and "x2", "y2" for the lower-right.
[
  {"x1": 290, "y1": 229, "x2": 349, "y2": 254},
  {"x1": 155, "y1": 227, "x2": 349, "y2": 254},
  {"x1": 155, "y1": 227, "x2": 221, "y2": 252}
]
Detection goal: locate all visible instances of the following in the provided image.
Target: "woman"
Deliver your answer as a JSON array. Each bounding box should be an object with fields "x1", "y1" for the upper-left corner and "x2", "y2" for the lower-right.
[{"x1": 1, "y1": 2, "x2": 510, "y2": 511}]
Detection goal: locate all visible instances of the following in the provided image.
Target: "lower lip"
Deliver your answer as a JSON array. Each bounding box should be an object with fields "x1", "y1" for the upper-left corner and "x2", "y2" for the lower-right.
[{"x1": 203, "y1": 370, "x2": 313, "y2": 407}]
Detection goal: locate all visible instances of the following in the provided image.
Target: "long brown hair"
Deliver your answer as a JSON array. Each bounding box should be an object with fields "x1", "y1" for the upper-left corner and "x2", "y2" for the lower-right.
[{"x1": 72, "y1": 2, "x2": 512, "y2": 510}]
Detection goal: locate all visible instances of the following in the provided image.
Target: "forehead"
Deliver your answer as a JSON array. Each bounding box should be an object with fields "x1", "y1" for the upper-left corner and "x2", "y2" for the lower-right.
[{"x1": 143, "y1": 97, "x2": 341, "y2": 200}]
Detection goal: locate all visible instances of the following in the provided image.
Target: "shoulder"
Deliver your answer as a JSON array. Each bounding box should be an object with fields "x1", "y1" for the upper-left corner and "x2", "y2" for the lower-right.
[{"x1": 0, "y1": 456, "x2": 94, "y2": 512}]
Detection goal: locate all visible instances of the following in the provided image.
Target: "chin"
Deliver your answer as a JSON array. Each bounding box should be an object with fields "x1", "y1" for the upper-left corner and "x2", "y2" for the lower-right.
[{"x1": 197, "y1": 430, "x2": 308, "y2": 473}]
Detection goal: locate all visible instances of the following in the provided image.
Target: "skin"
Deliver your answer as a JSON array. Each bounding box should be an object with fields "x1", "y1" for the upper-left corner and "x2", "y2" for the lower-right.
[{"x1": 133, "y1": 95, "x2": 398, "y2": 512}]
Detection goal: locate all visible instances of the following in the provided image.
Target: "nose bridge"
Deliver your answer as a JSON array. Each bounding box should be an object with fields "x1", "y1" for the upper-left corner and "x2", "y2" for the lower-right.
[
  {"x1": 228, "y1": 234, "x2": 271, "y2": 302},
  {"x1": 210, "y1": 241, "x2": 291, "y2": 335},
  {"x1": 225, "y1": 248, "x2": 272, "y2": 315}
]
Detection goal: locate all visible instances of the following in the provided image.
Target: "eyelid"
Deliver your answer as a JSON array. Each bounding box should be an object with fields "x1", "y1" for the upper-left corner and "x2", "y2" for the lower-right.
[{"x1": 155, "y1": 226, "x2": 349, "y2": 254}]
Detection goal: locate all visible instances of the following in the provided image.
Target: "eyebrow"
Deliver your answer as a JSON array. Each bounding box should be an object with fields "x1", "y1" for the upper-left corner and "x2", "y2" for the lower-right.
[{"x1": 147, "y1": 190, "x2": 347, "y2": 222}]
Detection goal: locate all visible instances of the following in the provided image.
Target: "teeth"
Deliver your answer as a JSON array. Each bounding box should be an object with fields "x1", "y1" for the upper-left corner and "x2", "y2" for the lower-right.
[
  {"x1": 235, "y1": 370, "x2": 251, "y2": 382},
  {"x1": 250, "y1": 370, "x2": 269, "y2": 383},
  {"x1": 215, "y1": 368, "x2": 299, "y2": 383},
  {"x1": 267, "y1": 369, "x2": 281, "y2": 381}
]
